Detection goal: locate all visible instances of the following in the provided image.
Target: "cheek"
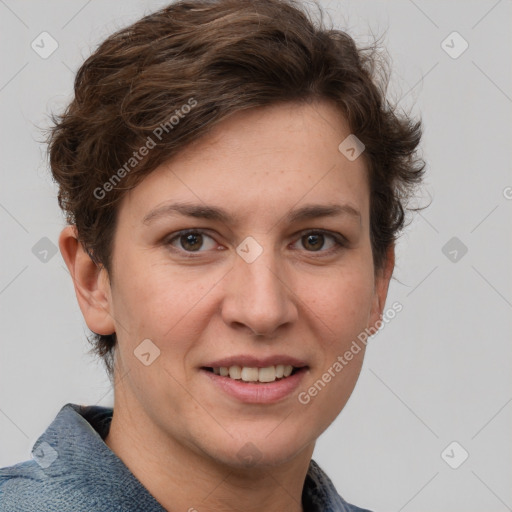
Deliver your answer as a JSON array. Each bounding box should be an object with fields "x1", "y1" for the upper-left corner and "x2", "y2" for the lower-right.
[
  {"x1": 300, "y1": 265, "x2": 375, "y2": 344},
  {"x1": 110, "y1": 254, "x2": 220, "y2": 349},
  {"x1": 295, "y1": 269, "x2": 374, "y2": 433}
]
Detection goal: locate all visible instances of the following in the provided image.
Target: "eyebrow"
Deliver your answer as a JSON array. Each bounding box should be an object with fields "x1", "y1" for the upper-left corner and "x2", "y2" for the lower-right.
[{"x1": 142, "y1": 201, "x2": 361, "y2": 225}]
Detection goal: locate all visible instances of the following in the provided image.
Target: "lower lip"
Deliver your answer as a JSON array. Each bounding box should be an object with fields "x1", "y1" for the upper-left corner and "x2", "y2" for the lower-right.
[{"x1": 201, "y1": 368, "x2": 308, "y2": 404}]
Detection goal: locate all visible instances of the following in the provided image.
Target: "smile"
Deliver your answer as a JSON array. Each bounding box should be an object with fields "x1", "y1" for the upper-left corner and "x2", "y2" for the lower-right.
[
  {"x1": 201, "y1": 365, "x2": 308, "y2": 404},
  {"x1": 204, "y1": 365, "x2": 299, "y2": 383}
]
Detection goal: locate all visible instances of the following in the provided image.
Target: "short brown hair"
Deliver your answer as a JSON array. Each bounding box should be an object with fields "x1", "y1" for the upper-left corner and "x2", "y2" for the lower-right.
[{"x1": 48, "y1": 0, "x2": 425, "y2": 378}]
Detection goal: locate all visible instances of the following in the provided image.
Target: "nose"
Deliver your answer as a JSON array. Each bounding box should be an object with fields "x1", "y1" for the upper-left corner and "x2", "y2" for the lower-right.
[{"x1": 220, "y1": 245, "x2": 298, "y2": 338}]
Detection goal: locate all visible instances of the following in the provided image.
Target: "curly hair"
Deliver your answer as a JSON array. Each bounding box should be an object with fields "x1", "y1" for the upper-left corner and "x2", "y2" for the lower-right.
[{"x1": 48, "y1": 0, "x2": 425, "y2": 379}]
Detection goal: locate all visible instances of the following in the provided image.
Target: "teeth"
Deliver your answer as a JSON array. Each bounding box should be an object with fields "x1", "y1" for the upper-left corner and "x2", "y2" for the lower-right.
[
  {"x1": 212, "y1": 364, "x2": 297, "y2": 383},
  {"x1": 258, "y1": 366, "x2": 276, "y2": 383},
  {"x1": 229, "y1": 365, "x2": 241, "y2": 379},
  {"x1": 241, "y1": 367, "x2": 259, "y2": 382}
]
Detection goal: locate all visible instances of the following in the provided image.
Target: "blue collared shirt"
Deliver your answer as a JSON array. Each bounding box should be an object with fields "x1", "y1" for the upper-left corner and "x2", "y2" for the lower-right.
[{"x1": 0, "y1": 403, "x2": 373, "y2": 511}]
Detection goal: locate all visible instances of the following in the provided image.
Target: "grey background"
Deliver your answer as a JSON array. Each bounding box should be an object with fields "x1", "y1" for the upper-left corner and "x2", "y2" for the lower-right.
[{"x1": 1, "y1": 1, "x2": 511, "y2": 511}]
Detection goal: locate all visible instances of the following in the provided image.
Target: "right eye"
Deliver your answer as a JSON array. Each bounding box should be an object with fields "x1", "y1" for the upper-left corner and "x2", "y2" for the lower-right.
[{"x1": 166, "y1": 230, "x2": 220, "y2": 254}]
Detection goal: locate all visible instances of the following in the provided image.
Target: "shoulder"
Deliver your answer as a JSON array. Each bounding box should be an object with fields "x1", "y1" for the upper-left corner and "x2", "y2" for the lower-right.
[
  {"x1": 305, "y1": 459, "x2": 375, "y2": 512},
  {"x1": 0, "y1": 458, "x2": 90, "y2": 512},
  {"x1": 0, "y1": 403, "x2": 164, "y2": 512}
]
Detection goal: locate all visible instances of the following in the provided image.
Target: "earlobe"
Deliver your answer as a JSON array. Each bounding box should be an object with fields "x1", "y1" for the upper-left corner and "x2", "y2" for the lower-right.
[{"x1": 59, "y1": 226, "x2": 116, "y2": 336}]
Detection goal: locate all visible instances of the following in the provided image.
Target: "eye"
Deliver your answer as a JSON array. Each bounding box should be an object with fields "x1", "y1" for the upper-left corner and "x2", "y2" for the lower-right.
[
  {"x1": 164, "y1": 228, "x2": 346, "y2": 257},
  {"x1": 166, "y1": 230, "x2": 219, "y2": 253},
  {"x1": 291, "y1": 230, "x2": 346, "y2": 253}
]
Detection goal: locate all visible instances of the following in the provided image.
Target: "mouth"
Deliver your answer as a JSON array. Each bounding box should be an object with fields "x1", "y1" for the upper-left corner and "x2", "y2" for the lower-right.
[
  {"x1": 200, "y1": 355, "x2": 309, "y2": 403},
  {"x1": 200, "y1": 364, "x2": 308, "y2": 404},
  {"x1": 201, "y1": 364, "x2": 304, "y2": 383}
]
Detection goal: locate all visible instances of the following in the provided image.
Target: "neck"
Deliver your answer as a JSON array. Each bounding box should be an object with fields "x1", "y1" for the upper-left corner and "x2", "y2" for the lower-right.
[{"x1": 104, "y1": 392, "x2": 314, "y2": 512}]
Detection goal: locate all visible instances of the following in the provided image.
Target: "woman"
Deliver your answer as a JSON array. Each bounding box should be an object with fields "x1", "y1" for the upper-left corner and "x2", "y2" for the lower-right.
[{"x1": 0, "y1": 0, "x2": 424, "y2": 510}]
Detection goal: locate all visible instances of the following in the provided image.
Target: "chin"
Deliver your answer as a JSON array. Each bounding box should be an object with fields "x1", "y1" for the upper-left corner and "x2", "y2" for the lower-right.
[{"x1": 206, "y1": 433, "x2": 310, "y2": 470}]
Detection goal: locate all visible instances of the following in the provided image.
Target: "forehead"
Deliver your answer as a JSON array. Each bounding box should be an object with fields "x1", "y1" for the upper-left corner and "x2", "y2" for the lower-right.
[{"x1": 119, "y1": 100, "x2": 369, "y2": 227}]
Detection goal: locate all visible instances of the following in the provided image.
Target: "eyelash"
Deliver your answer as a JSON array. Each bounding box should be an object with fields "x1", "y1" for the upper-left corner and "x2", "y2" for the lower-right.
[{"x1": 164, "y1": 229, "x2": 347, "y2": 258}]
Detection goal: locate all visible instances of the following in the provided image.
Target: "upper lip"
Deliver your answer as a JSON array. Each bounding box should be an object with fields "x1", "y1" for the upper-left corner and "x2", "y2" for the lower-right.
[{"x1": 202, "y1": 355, "x2": 308, "y2": 368}]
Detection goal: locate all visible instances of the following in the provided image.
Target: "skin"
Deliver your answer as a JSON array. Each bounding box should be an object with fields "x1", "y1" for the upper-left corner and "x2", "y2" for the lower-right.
[{"x1": 60, "y1": 99, "x2": 394, "y2": 512}]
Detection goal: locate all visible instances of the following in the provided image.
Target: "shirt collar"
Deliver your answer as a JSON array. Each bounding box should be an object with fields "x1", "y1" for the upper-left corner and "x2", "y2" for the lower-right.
[
  {"x1": 33, "y1": 403, "x2": 164, "y2": 510},
  {"x1": 32, "y1": 403, "x2": 361, "y2": 512}
]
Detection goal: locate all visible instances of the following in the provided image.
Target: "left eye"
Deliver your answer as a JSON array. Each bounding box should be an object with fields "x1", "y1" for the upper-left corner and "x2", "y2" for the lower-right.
[
  {"x1": 292, "y1": 231, "x2": 343, "y2": 252},
  {"x1": 167, "y1": 231, "x2": 218, "y2": 252}
]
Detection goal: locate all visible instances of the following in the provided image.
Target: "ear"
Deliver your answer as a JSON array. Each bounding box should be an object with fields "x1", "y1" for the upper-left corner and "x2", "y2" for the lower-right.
[
  {"x1": 368, "y1": 244, "x2": 395, "y2": 329},
  {"x1": 59, "y1": 225, "x2": 115, "y2": 336}
]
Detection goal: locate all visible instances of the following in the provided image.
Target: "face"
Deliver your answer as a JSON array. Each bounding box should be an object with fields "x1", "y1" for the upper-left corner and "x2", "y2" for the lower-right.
[{"x1": 88, "y1": 100, "x2": 392, "y2": 467}]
